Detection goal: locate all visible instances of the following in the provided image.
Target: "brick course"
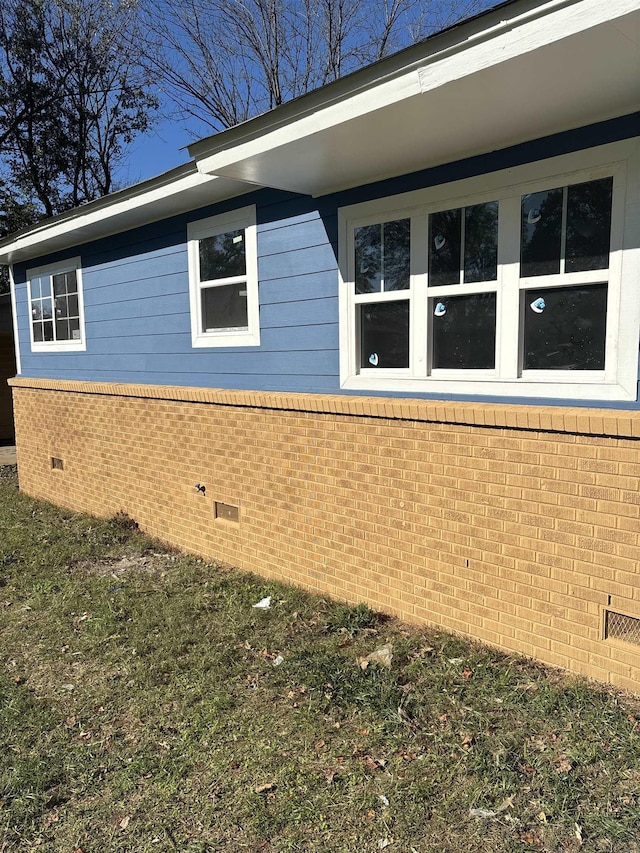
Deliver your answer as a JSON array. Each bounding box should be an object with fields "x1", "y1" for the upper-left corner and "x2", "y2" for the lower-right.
[{"x1": 9, "y1": 377, "x2": 640, "y2": 690}]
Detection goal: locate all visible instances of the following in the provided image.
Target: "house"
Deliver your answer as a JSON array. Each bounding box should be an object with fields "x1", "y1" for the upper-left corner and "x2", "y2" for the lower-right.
[
  {"x1": 0, "y1": 0, "x2": 639, "y2": 690},
  {"x1": 0, "y1": 292, "x2": 16, "y2": 441}
]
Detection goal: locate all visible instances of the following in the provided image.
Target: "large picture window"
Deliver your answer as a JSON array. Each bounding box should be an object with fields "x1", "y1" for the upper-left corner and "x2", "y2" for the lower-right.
[
  {"x1": 27, "y1": 258, "x2": 86, "y2": 352},
  {"x1": 339, "y1": 143, "x2": 636, "y2": 401},
  {"x1": 188, "y1": 205, "x2": 260, "y2": 348}
]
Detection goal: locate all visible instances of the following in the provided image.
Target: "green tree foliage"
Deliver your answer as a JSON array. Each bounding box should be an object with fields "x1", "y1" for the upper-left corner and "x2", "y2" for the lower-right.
[
  {"x1": 0, "y1": 0, "x2": 157, "y2": 216},
  {"x1": 0, "y1": 0, "x2": 157, "y2": 291}
]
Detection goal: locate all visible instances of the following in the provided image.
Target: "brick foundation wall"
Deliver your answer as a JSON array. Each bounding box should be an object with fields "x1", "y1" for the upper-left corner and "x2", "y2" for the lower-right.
[{"x1": 9, "y1": 377, "x2": 640, "y2": 692}]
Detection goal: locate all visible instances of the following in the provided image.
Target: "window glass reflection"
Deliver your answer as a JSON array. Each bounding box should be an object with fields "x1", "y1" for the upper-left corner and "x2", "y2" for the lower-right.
[
  {"x1": 202, "y1": 283, "x2": 249, "y2": 331},
  {"x1": 464, "y1": 201, "x2": 498, "y2": 283},
  {"x1": 566, "y1": 178, "x2": 612, "y2": 272},
  {"x1": 360, "y1": 301, "x2": 409, "y2": 368},
  {"x1": 429, "y1": 208, "x2": 461, "y2": 287},
  {"x1": 523, "y1": 284, "x2": 607, "y2": 370},
  {"x1": 199, "y1": 229, "x2": 246, "y2": 281},
  {"x1": 521, "y1": 188, "x2": 563, "y2": 277},
  {"x1": 431, "y1": 293, "x2": 496, "y2": 369},
  {"x1": 355, "y1": 219, "x2": 410, "y2": 293}
]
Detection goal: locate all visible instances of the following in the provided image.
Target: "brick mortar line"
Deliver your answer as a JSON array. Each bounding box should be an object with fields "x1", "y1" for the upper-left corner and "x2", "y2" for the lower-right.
[{"x1": 9, "y1": 376, "x2": 640, "y2": 439}]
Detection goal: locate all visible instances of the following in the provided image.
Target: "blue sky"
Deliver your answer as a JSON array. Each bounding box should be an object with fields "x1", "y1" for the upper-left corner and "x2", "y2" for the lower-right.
[
  {"x1": 117, "y1": 0, "x2": 504, "y2": 188},
  {"x1": 117, "y1": 113, "x2": 203, "y2": 187}
]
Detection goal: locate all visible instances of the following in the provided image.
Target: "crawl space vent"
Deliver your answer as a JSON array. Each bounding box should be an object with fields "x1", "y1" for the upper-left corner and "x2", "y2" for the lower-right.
[
  {"x1": 215, "y1": 502, "x2": 239, "y2": 522},
  {"x1": 605, "y1": 610, "x2": 640, "y2": 646}
]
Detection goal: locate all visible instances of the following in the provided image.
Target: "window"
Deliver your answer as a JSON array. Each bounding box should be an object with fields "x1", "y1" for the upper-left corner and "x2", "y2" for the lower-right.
[
  {"x1": 188, "y1": 205, "x2": 260, "y2": 348},
  {"x1": 339, "y1": 142, "x2": 638, "y2": 401},
  {"x1": 27, "y1": 258, "x2": 86, "y2": 352}
]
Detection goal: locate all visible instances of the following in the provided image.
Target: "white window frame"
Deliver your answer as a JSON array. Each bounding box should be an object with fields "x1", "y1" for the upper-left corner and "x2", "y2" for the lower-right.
[
  {"x1": 188, "y1": 205, "x2": 260, "y2": 348},
  {"x1": 338, "y1": 139, "x2": 640, "y2": 402},
  {"x1": 27, "y1": 257, "x2": 86, "y2": 353}
]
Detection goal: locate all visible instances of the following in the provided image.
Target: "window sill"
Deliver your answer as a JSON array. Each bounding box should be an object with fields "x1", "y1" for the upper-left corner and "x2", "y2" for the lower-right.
[
  {"x1": 191, "y1": 329, "x2": 260, "y2": 348},
  {"x1": 341, "y1": 373, "x2": 637, "y2": 402},
  {"x1": 31, "y1": 339, "x2": 86, "y2": 353}
]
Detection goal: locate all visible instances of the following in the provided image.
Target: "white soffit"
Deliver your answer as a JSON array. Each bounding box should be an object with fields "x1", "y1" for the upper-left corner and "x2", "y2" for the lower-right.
[
  {"x1": 0, "y1": 172, "x2": 254, "y2": 264},
  {"x1": 196, "y1": 0, "x2": 640, "y2": 196}
]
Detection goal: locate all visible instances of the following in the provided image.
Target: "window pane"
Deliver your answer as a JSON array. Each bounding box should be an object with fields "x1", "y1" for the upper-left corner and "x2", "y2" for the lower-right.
[
  {"x1": 53, "y1": 273, "x2": 66, "y2": 296},
  {"x1": 382, "y1": 219, "x2": 410, "y2": 291},
  {"x1": 523, "y1": 284, "x2": 607, "y2": 370},
  {"x1": 56, "y1": 319, "x2": 71, "y2": 340},
  {"x1": 429, "y1": 208, "x2": 461, "y2": 286},
  {"x1": 355, "y1": 224, "x2": 382, "y2": 293},
  {"x1": 521, "y1": 188, "x2": 562, "y2": 277},
  {"x1": 566, "y1": 178, "x2": 612, "y2": 273},
  {"x1": 355, "y1": 219, "x2": 410, "y2": 294},
  {"x1": 199, "y1": 229, "x2": 246, "y2": 281},
  {"x1": 42, "y1": 320, "x2": 54, "y2": 341},
  {"x1": 30, "y1": 276, "x2": 43, "y2": 300},
  {"x1": 360, "y1": 301, "x2": 409, "y2": 368},
  {"x1": 33, "y1": 322, "x2": 44, "y2": 342},
  {"x1": 67, "y1": 294, "x2": 79, "y2": 317},
  {"x1": 431, "y1": 293, "x2": 496, "y2": 369},
  {"x1": 55, "y1": 295, "x2": 69, "y2": 319},
  {"x1": 41, "y1": 297, "x2": 53, "y2": 320},
  {"x1": 464, "y1": 201, "x2": 498, "y2": 283},
  {"x1": 201, "y1": 283, "x2": 248, "y2": 331},
  {"x1": 69, "y1": 318, "x2": 81, "y2": 340}
]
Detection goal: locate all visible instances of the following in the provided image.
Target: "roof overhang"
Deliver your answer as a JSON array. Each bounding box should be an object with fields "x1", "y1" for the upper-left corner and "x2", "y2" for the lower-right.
[
  {"x1": 191, "y1": 0, "x2": 640, "y2": 196},
  {"x1": 0, "y1": 165, "x2": 255, "y2": 265},
  {"x1": 1, "y1": 0, "x2": 637, "y2": 266}
]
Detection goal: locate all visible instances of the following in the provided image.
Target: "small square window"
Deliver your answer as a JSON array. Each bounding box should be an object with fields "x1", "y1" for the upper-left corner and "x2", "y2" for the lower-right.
[{"x1": 27, "y1": 259, "x2": 85, "y2": 352}]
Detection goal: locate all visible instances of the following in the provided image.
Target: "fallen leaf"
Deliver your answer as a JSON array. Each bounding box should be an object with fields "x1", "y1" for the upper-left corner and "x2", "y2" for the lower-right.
[
  {"x1": 469, "y1": 808, "x2": 496, "y2": 819},
  {"x1": 462, "y1": 668, "x2": 473, "y2": 679},
  {"x1": 118, "y1": 815, "x2": 131, "y2": 830},
  {"x1": 365, "y1": 644, "x2": 393, "y2": 668},
  {"x1": 254, "y1": 782, "x2": 276, "y2": 794},
  {"x1": 556, "y1": 756, "x2": 573, "y2": 774},
  {"x1": 575, "y1": 823, "x2": 583, "y2": 845}
]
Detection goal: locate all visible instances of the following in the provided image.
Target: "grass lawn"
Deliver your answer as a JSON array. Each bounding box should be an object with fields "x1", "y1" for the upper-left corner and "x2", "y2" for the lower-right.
[{"x1": 0, "y1": 466, "x2": 639, "y2": 852}]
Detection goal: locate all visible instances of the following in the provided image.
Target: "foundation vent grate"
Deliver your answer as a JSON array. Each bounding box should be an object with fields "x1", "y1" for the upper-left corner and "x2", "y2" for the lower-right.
[
  {"x1": 605, "y1": 610, "x2": 640, "y2": 646},
  {"x1": 215, "y1": 502, "x2": 239, "y2": 523},
  {"x1": 51, "y1": 457, "x2": 64, "y2": 470}
]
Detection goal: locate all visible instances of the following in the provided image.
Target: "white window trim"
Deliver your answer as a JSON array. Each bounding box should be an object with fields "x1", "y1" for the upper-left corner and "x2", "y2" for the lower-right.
[
  {"x1": 338, "y1": 139, "x2": 640, "y2": 402},
  {"x1": 188, "y1": 205, "x2": 260, "y2": 348},
  {"x1": 27, "y1": 257, "x2": 86, "y2": 353}
]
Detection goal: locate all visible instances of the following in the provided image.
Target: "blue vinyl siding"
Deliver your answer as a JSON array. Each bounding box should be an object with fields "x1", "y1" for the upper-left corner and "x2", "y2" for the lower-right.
[{"x1": 12, "y1": 114, "x2": 640, "y2": 406}]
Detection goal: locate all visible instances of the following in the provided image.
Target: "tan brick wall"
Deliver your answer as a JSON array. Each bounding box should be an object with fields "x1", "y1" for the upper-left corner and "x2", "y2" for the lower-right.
[{"x1": 9, "y1": 377, "x2": 640, "y2": 692}]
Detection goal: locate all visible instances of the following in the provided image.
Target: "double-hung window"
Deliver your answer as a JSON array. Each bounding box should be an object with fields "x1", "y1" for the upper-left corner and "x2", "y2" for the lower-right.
[
  {"x1": 188, "y1": 205, "x2": 260, "y2": 348},
  {"x1": 339, "y1": 141, "x2": 638, "y2": 401},
  {"x1": 27, "y1": 258, "x2": 86, "y2": 352}
]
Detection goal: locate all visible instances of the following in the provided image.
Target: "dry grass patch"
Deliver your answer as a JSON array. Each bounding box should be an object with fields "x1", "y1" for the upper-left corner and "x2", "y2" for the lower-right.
[{"x1": 1, "y1": 470, "x2": 639, "y2": 852}]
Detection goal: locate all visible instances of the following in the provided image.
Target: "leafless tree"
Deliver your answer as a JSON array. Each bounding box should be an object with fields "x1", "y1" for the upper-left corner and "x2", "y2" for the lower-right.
[{"x1": 139, "y1": 0, "x2": 489, "y2": 134}]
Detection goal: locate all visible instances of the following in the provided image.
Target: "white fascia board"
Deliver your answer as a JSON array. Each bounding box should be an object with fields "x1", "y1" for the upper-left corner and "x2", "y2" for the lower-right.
[
  {"x1": 8, "y1": 266, "x2": 21, "y2": 375},
  {"x1": 417, "y1": 0, "x2": 640, "y2": 93},
  {"x1": 194, "y1": 0, "x2": 637, "y2": 182},
  {"x1": 0, "y1": 171, "x2": 253, "y2": 266}
]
